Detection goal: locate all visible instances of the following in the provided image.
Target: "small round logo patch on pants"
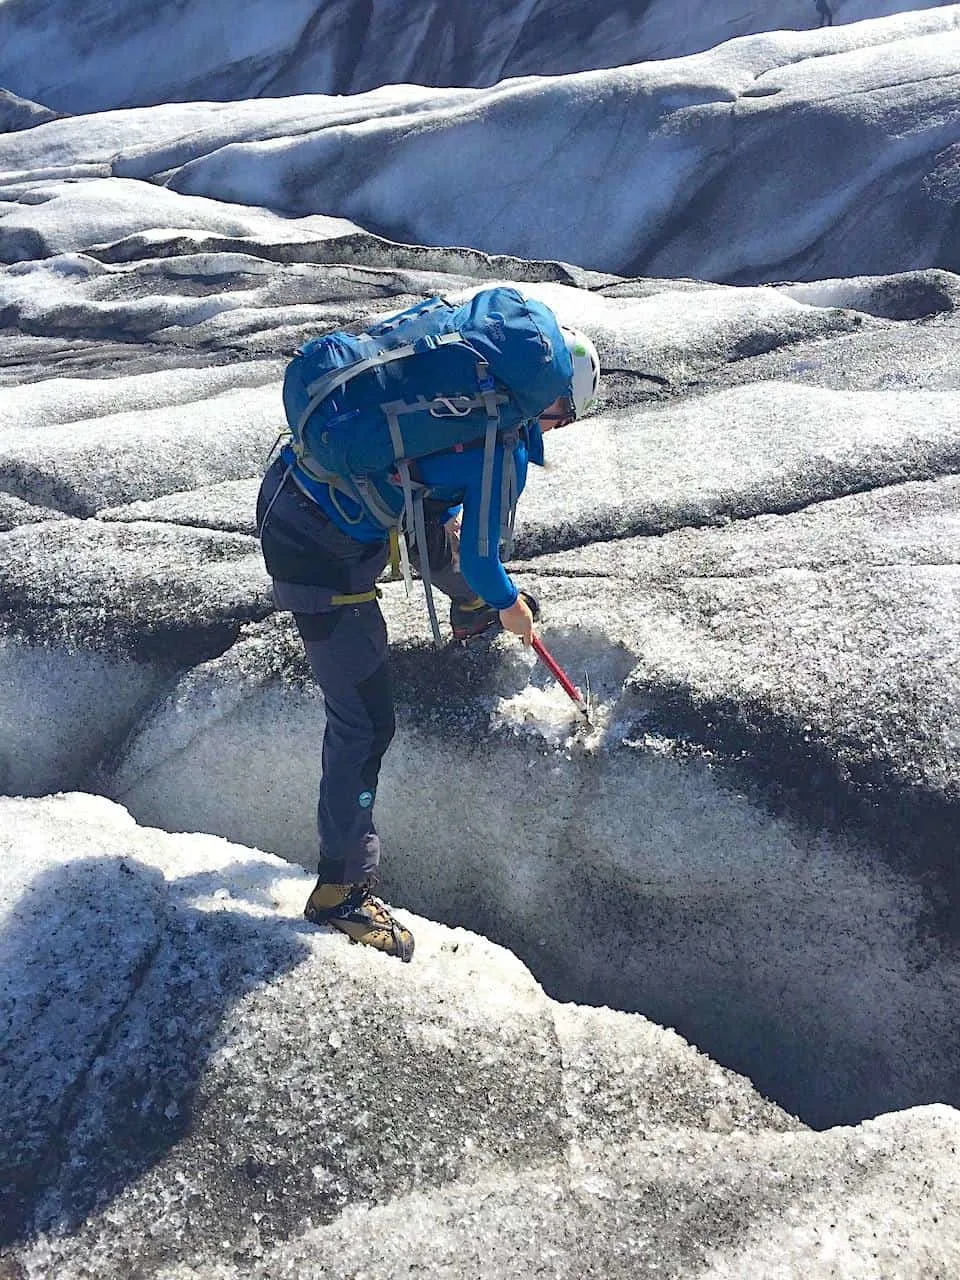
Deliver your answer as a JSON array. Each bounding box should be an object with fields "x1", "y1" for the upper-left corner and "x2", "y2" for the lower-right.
[{"x1": 358, "y1": 790, "x2": 374, "y2": 809}]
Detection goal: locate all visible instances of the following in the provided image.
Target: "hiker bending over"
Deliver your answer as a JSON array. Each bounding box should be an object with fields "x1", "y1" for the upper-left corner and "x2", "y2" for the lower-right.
[{"x1": 257, "y1": 287, "x2": 601, "y2": 962}]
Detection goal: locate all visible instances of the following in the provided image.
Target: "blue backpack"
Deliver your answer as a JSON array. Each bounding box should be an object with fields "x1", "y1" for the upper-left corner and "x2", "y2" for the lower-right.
[{"x1": 278, "y1": 286, "x2": 573, "y2": 640}]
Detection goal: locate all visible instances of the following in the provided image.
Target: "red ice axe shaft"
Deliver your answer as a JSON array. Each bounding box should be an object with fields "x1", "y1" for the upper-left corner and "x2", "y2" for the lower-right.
[{"x1": 531, "y1": 634, "x2": 590, "y2": 720}]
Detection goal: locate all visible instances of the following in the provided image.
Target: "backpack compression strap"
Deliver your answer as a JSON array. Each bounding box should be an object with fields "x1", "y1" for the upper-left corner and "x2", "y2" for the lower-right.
[
  {"x1": 499, "y1": 426, "x2": 521, "y2": 560},
  {"x1": 474, "y1": 360, "x2": 503, "y2": 559}
]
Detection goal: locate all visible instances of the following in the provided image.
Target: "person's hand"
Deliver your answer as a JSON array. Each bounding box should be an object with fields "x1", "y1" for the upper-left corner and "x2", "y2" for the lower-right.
[{"x1": 499, "y1": 595, "x2": 535, "y2": 646}]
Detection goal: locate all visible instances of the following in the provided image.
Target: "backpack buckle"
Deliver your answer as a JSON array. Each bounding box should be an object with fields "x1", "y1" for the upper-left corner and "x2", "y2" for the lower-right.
[{"x1": 475, "y1": 358, "x2": 495, "y2": 393}]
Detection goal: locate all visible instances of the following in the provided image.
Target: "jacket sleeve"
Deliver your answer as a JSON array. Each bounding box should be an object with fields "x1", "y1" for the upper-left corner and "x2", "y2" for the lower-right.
[
  {"x1": 457, "y1": 449, "x2": 519, "y2": 610},
  {"x1": 418, "y1": 442, "x2": 528, "y2": 609}
]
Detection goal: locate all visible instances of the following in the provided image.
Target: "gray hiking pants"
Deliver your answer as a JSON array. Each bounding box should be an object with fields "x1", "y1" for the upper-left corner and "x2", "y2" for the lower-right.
[{"x1": 257, "y1": 459, "x2": 474, "y2": 885}]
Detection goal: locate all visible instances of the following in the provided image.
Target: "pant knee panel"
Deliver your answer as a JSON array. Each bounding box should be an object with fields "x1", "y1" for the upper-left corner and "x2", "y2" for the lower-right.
[{"x1": 356, "y1": 659, "x2": 396, "y2": 788}]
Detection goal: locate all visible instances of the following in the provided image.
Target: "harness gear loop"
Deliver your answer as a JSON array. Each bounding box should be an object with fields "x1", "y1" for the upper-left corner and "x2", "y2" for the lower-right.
[
  {"x1": 411, "y1": 488, "x2": 443, "y2": 647},
  {"x1": 396, "y1": 521, "x2": 414, "y2": 598},
  {"x1": 387, "y1": 528, "x2": 402, "y2": 580}
]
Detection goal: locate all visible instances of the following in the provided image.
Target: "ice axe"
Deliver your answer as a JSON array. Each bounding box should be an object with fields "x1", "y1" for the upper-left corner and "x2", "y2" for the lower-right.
[{"x1": 531, "y1": 633, "x2": 592, "y2": 724}]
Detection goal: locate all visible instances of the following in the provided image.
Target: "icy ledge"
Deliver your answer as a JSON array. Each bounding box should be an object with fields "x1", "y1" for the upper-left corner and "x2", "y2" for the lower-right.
[{"x1": 1, "y1": 792, "x2": 957, "y2": 1279}]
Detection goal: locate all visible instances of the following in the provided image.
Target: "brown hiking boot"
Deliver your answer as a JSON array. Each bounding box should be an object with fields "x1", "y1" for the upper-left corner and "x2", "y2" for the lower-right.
[{"x1": 304, "y1": 877, "x2": 414, "y2": 963}]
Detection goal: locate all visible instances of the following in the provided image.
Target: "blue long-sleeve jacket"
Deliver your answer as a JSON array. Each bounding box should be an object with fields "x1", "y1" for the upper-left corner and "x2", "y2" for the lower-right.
[{"x1": 281, "y1": 423, "x2": 544, "y2": 609}]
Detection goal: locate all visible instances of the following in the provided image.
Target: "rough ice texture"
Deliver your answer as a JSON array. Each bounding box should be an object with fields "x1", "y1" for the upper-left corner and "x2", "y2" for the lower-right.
[
  {"x1": 0, "y1": 87, "x2": 64, "y2": 132},
  {"x1": 0, "y1": 0, "x2": 952, "y2": 110},
  {"x1": 1, "y1": 10, "x2": 960, "y2": 282},
  {"x1": 1, "y1": 253, "x2": 960, "y2": 1132},
  {"x1": 1, "y1": 21, "x2": 960, "y2": 1268},
  {"x1": 4, "y1": 794, "x2": 960, "y2": 1280}
]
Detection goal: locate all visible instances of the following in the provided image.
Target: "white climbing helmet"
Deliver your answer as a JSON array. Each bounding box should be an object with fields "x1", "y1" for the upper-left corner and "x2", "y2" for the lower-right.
[{"x1": 562, "y1": 327, "x2": 601, "y2": 419}]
